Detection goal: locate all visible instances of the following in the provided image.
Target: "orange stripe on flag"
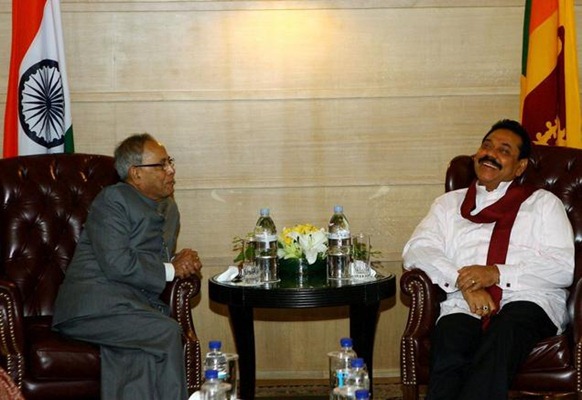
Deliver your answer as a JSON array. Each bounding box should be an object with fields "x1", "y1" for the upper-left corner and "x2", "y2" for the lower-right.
[
  {"x1": 3, "y1": 0, "x2": 46, "y2": 157},
  {"x1": 524, "y1": 11, "x2": 559, "y2": 93},
  {"x1": 529, "y1": 0, "x2": 557, "y2": 33}
]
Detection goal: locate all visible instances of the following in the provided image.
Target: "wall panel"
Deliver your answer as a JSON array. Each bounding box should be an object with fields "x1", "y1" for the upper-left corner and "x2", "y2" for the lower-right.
[
  {"x1": 70, "y1": 95, "x2": 516, "y2": 189},
  {"x1": 58, "y1": 6, "x2": 523, "y2": 95}
]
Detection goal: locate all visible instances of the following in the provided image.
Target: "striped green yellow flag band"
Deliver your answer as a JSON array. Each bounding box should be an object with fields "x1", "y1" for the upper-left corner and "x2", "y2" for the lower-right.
[{"x1": 519, "y1": 0, "x2": 582, "y2": 148}]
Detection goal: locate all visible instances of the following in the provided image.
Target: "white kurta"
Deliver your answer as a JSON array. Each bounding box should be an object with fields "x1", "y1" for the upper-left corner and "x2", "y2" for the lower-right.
[{"x1": 402, "y1": 180, "x2": 575, "y2": 333}]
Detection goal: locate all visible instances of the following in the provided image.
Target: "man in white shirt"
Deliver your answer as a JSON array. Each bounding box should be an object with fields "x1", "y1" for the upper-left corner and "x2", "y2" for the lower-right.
[{"x1": 402, "y1": 119, "x2": 575, "y2": 400}]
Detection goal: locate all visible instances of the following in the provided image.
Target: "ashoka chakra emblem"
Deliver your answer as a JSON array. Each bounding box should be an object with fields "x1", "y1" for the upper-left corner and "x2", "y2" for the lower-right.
[{"x1": 18, "y1": 59, "x2": 66, "y2": 148}]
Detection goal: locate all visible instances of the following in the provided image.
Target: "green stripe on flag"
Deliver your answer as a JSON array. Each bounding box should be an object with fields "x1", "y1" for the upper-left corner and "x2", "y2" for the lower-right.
[
  {"x1": 64, "y1": 126, "x2": 75, "y2": 153},
  {"x1": 521, "y1": 0, "x2": 532, "y2": 76}
]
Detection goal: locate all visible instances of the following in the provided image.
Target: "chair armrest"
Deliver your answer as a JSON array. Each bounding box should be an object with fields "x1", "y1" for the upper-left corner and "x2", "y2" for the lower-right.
[
  {"x1": 0, "y1": 279, "x2": 26, "y2": 387},
  {"x1": 400, "y1": 268, "x2": 442, "y2": 338},
  {"x1": 569, "y1": 277, "x2": 582, "y2": 344},
  {"x1": 400, "y1": 268, "x2": 443, "y2": 385},
  {"x1": 162, "y1": 275, "x2": 201, "y2": 330},
  {"x1": 161, "y1": 275, "x2": 202, "y2": 393}
]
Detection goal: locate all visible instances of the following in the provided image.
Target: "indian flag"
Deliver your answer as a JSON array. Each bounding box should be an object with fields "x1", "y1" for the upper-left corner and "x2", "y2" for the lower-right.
[
  {"x1": 3, "y1": 0, "x2": 74, "y2": 158},
  {"x1": 519, "y1": 0, "x2": 582, "y2": 148}
]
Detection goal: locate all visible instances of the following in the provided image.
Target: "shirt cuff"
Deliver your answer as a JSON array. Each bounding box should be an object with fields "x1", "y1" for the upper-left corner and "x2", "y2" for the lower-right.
[
  {"x1": 164, "y1": 262, "x2": 175, "y2": 282},
  {"x1": 496, "y1": 263, "x2": 516, "y2": 290},
  {"x1": 434, "y1": 267, "x2": 459, "y2": 292}
]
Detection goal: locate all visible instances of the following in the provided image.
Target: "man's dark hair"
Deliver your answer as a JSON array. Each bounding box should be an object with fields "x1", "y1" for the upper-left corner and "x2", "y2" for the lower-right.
[{"x1": 482, "y1": 119, "x2": 532, "y2": 160}]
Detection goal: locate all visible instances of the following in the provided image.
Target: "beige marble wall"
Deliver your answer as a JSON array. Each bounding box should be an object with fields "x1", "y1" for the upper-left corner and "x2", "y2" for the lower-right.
[{"x1": 0, "y1": 0, "x2": 580, "y2": 379}]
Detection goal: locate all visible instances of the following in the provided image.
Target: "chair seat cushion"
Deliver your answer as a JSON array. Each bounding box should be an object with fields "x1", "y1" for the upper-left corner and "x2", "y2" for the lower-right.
[
  {"x1": 519, "y1": 333, "x2": 572, "y2": 372},
  {"x1": 26, "y1": 317, "x2": 100, "y2": 381}
]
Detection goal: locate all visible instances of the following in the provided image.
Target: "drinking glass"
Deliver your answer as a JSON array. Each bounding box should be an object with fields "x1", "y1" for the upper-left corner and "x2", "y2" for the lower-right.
[
  {"x1": 224, "y1": 353, "x2": 239, "y2": 400},
  {"x1": 351, "y1": 233, "x2": 371, "y2": 279},
  {"x1": 241, "y1": 239, "x2": 260, "y2": 285}
]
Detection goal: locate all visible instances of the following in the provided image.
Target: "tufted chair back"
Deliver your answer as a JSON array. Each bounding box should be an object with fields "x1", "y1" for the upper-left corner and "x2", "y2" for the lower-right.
[
  {"x1": 0, "y1": 153, "x2": 202, "y2": 400},
  {"x1": 401, "y1": 144, "x2": 582, "y2": 400},
  {"x1": 0, "y1": 154, "x2": 119, "y2": 318}
]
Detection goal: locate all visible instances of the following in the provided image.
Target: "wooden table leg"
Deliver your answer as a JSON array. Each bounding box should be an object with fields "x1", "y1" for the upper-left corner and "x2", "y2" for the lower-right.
[
  {"x1": 349, "y1": 302, "x2": 380, "y2": 397},
  {"x1": 228, "y1": 305, "x2": 255, "y2": 400}
]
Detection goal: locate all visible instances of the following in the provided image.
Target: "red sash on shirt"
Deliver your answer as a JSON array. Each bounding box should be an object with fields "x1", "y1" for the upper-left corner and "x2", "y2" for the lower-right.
[{"x1": 460, "y1": 179, "x2": 537, "y2": 328}]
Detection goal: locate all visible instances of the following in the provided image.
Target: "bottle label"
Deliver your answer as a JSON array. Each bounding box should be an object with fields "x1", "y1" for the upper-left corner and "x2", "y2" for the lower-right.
[
  {"x1": 328, "y1": 231, "x2": 350, "y2": 240},
  {"x1": 255, "y1": 233, "x2": 277, "y2": 242},
  {"x1": 336, "y1": 368, "x2": 349, "y2": 387}
]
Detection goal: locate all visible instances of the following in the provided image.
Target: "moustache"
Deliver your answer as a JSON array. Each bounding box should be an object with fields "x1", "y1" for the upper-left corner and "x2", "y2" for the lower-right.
[{"x1": 478, "y1": 155, "x2": 502, "y2": 170}]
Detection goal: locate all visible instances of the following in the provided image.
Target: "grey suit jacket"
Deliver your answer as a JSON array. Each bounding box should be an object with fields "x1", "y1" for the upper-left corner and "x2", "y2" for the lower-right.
[{"x1": 52, "y1": 182, "x2": 180, "y2": 327}]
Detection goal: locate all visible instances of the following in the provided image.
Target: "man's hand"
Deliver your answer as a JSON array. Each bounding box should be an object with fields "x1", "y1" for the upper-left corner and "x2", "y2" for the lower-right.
[
  {"x1": 172, "y1": 248, "x2": 202, "y2": 279},
  {"x1": 456, "y1": 264, "x2": 500, "y2": 292},
  {"x1": 461, "y1": 287, "x2": 496, "y2": 316}
]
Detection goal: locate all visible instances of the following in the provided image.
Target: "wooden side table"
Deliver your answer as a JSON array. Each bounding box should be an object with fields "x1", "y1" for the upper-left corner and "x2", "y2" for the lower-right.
[{"x1": 209, "y1": 272, "x2": 396, "y2": 399}]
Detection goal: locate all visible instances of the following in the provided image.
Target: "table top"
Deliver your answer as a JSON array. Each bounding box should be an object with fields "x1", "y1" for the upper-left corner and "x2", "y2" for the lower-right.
[{"x1": 208, "y1": 270, "x2": 396, "y2": 308}]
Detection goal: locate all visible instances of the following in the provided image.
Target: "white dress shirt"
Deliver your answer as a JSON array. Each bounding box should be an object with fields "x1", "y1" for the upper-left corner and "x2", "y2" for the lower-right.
[{"x1": 402, "y1": 181, "x2": 575, "y2": 333}]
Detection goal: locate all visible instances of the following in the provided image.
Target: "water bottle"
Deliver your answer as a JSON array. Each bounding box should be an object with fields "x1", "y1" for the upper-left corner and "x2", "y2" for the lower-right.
[
  {"x1": 204, "y1": 340, "x2": 229, "y2": 381},
  {"x1": 327, "y1": 205, "x2": 351, "y2": 280},
  {"x1": 328, "y1": 337, "x2": 358, "y2": 398},
  {"x1": 200, "y1": 369, "x2": 231, "y2": 400},
  {"x1": 345, "y1": 358, "x2": 370, "y2": 391},
  {"x1": 254, "y1": 208, "x2": 279, "y2": 282}
]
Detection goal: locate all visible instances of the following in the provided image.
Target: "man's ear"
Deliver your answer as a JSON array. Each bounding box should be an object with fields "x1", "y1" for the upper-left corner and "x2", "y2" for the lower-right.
[
  {"x1": 516, "y1": 158, "x2": 528, "y2": 177},
  {"x1": 128, "y1": 166, "x2": 140, "y2": 182}
]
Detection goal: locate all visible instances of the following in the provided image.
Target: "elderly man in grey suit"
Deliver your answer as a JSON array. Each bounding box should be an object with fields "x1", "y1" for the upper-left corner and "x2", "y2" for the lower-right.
[{"x1": 52, "y1": 133, "x2": 201, "y2": 400}]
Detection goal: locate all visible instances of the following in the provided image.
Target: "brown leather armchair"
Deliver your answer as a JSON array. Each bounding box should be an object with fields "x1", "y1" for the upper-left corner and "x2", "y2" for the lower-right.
[
  {"x1": 400, "y1": 144, "x2": 582, "y2": 400},
  {"x1": 0, "y1": 153, "x2": 203, "y2": 400}
]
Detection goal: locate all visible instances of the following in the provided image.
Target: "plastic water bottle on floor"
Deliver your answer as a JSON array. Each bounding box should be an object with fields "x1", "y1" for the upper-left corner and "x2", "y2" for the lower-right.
[
  {"x1": 328, "y1": 337, "x2": 358, "y2": 398},
  {"x1": 332, "y1": 358, "x2": 369, "y2": 399},
  {"x1": 200, "y1": 369, "x2": 231, "y2": 400},
  {"x1": 345, "y1": 358, "x2": 370, "y2": 390},
  {"x1": 204, "y1": 340, "x2": 229, "y2": 381}
]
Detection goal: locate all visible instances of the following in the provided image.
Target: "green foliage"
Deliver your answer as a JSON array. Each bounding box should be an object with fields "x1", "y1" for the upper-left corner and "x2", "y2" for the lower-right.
[{"x1": 232, "y1": 233, "x2": 255, "y2": 265}]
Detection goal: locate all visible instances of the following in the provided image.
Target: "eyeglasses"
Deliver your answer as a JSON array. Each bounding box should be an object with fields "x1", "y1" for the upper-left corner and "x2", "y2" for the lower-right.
[{"x1": 133, "y1": 157, "x2": 175, "y2": 171}]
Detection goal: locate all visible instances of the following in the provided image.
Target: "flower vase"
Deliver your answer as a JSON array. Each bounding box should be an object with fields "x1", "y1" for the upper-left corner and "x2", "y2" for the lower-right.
[
  {"x1": 297, "y1": 257, "x2": 308, "y2": 276},
  {"x1": 279, "y1": 256, "x2": 327, "y2": 278}
]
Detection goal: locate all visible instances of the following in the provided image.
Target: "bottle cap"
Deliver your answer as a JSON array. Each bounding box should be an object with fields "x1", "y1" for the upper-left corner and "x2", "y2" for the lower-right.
[
  {"x1": 204, "y1": 369, "x2": 218, "y2": 380},
  {"x1": 355, "y1": 389, "x2": 370, "y2": 399},
  {"x1": 340, "y1": 337, "x2": 353, "y2": 348},
  {"x1": 209, "y1": 340, "x2": 222, "y2": 350},
  {"x1": 351, "y1": 358, "x2": 364, "y2": 368},
  {"x1": 334, "y1": 205, "x2": 343, "y2": 213},
  {"x1": 260, "y1": 208, "x2": 270, "y2": 216}
]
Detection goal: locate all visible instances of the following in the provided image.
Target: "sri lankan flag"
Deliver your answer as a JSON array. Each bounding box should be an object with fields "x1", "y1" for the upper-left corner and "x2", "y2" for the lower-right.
[{"x1": 519, "y1": 0, "x2": 582, "y2": 148}]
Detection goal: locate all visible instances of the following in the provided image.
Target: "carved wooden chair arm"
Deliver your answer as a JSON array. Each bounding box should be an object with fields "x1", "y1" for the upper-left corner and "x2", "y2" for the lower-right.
[
  {"x1": 0, "y1": 279, "x2": 26, "y2": 387},
  {"x1": 400, "y1": 268, "x2": 442, "y2": 339},
  {"x1": 161, "y1": 274, "x2": 202, "y2": 393}
]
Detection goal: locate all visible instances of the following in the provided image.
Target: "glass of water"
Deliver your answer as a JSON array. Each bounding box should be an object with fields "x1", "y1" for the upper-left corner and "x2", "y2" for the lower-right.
[
  {"x1": 351, "y1": 233, "x2": 371, "y2": 279},
  {"x1": 242, "y1": 239, "x2": 260, "y2": 285}
]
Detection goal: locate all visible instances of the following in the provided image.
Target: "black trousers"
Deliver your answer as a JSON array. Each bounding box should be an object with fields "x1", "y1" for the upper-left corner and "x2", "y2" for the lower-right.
[{"x1": 427, "y1": 301, "x2": 557, "y2": 400}]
